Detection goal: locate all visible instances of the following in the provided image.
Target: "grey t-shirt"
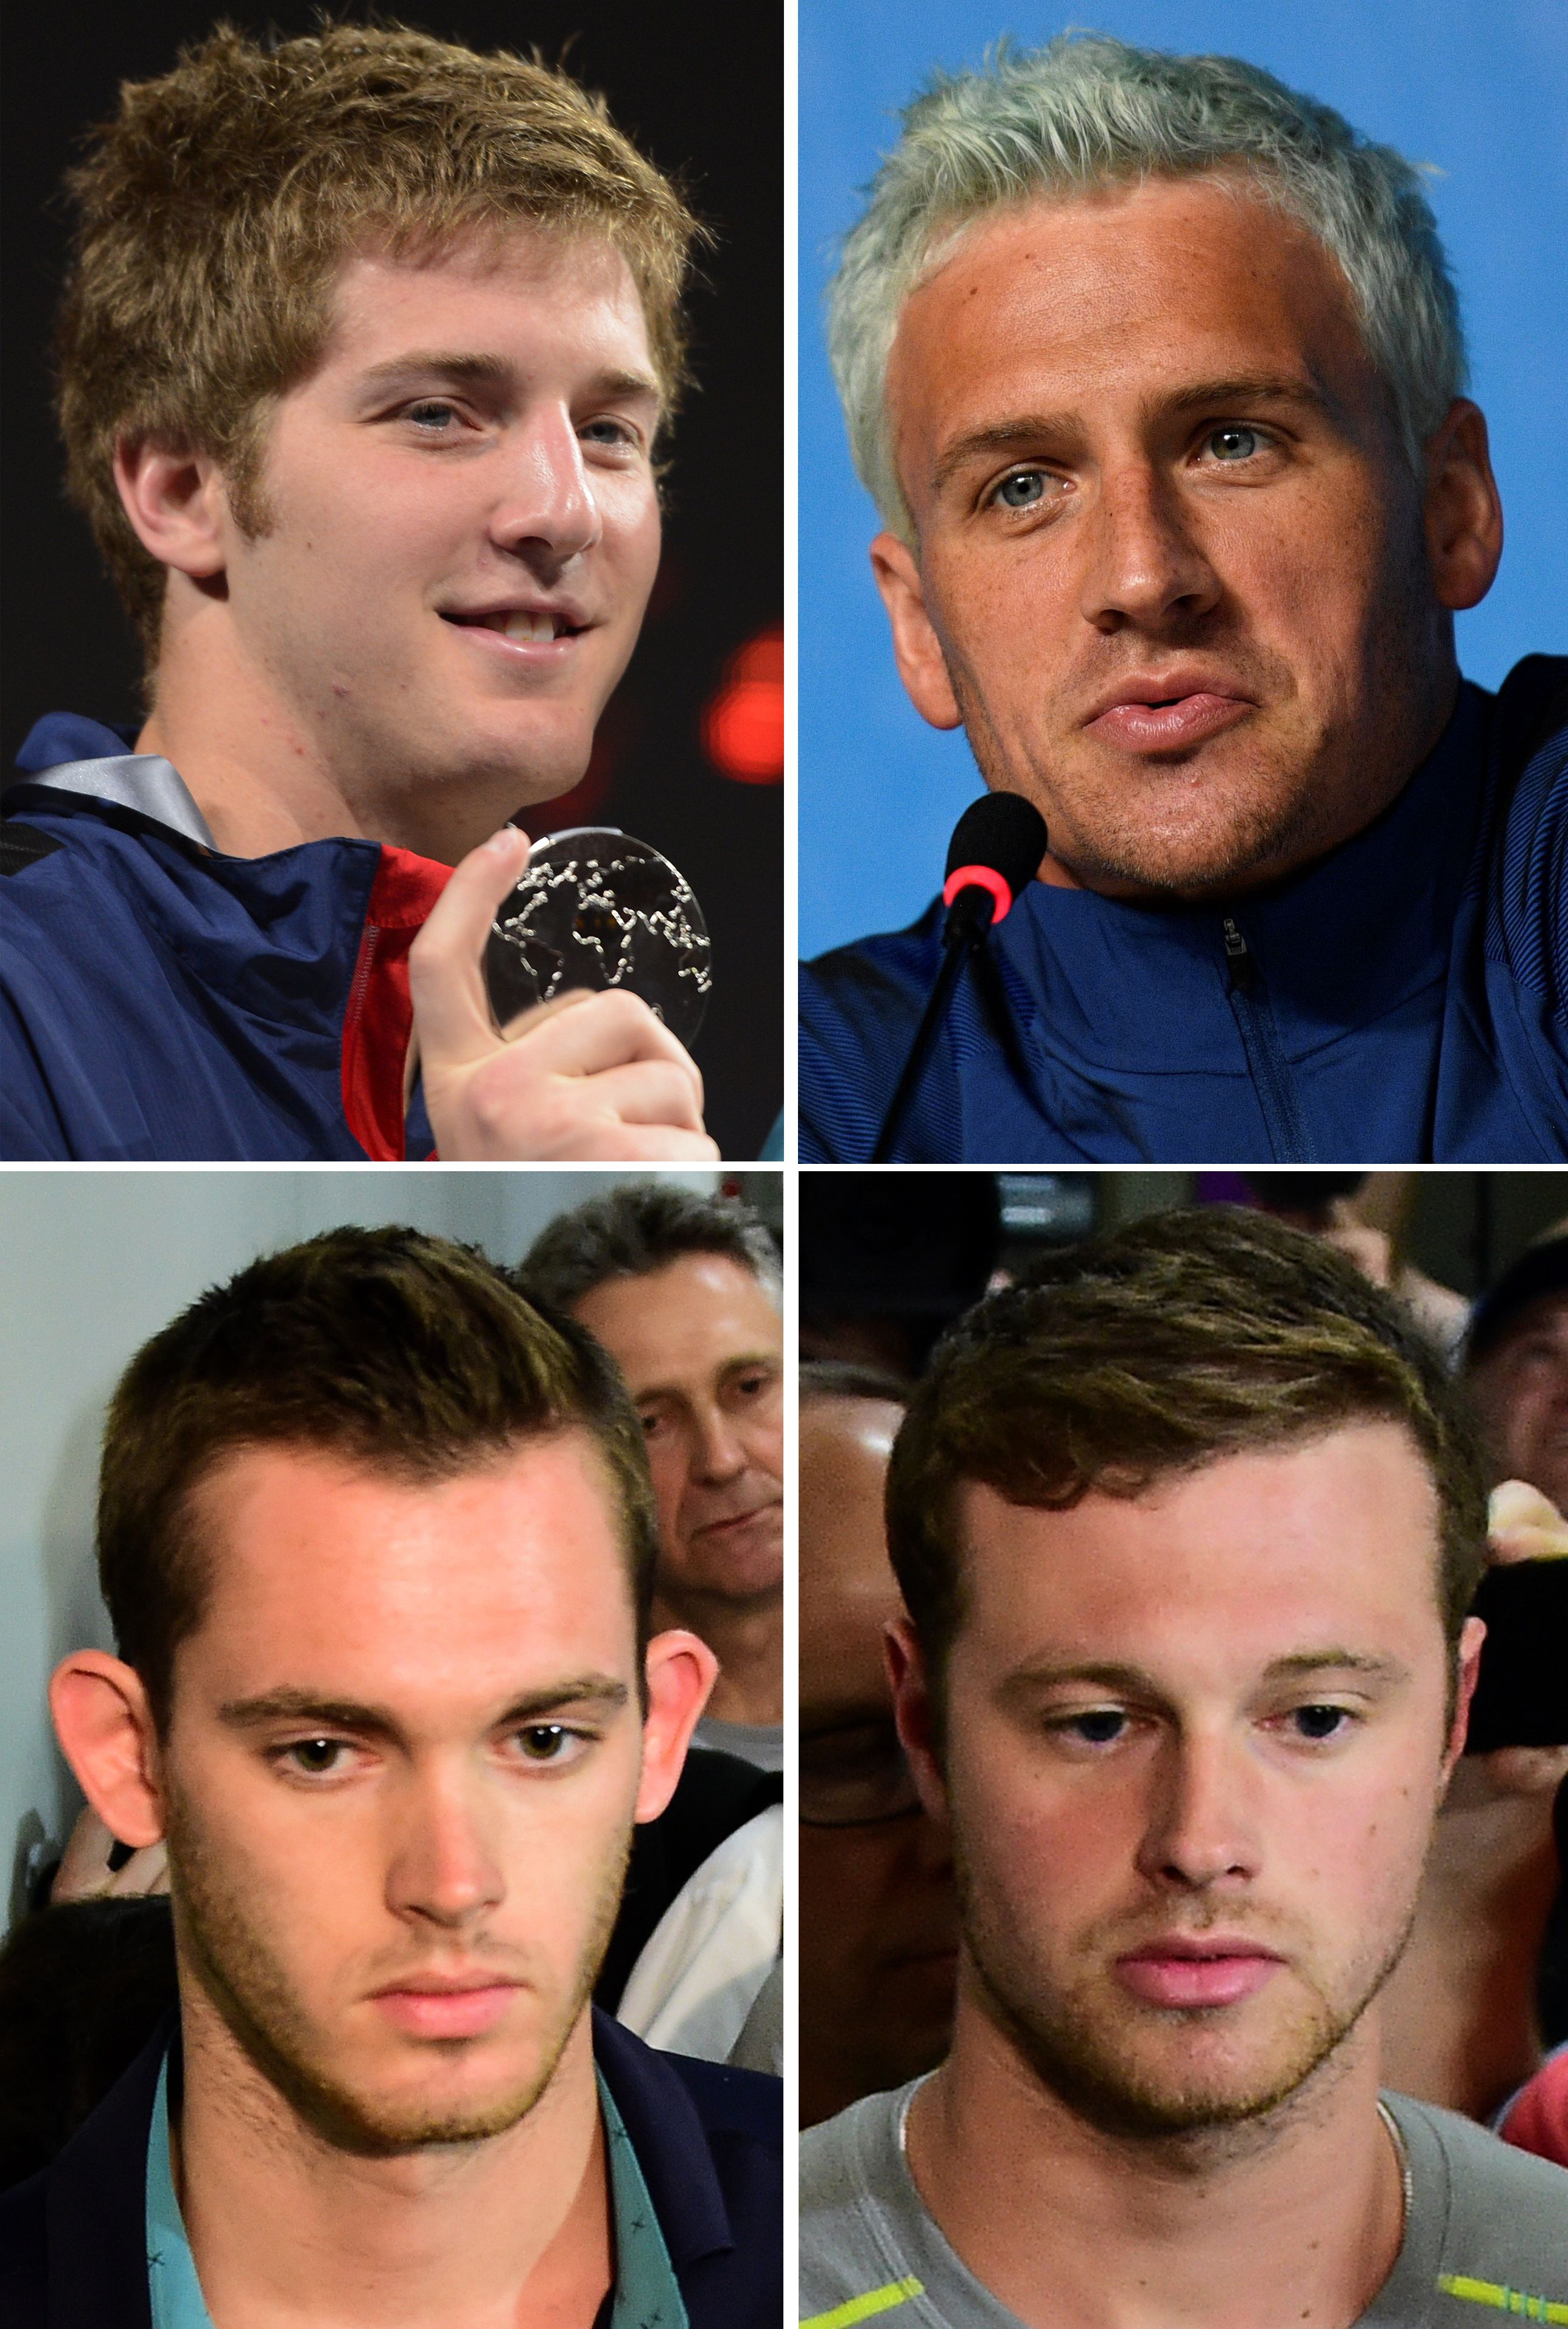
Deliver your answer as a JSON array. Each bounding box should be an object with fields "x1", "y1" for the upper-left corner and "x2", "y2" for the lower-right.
[
  {"x1": 693, "y1": 1715, "x2": 785, "y2": 1773},
  {"x1": 800, "y1": 2079, "x2": 1568, "y2": 2327}
]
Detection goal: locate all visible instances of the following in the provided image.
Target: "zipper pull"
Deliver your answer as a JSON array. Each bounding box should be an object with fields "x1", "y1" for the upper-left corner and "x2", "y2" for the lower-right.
[{"x1": 1222, "y1": 916, "x2": 1257, "y2": 994}]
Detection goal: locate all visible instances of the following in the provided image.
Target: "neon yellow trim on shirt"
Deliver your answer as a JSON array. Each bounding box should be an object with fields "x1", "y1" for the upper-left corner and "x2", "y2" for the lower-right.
[
  {"x1": 802, "y1": 2275, "x2": 926, "y2": 2328},
  {"x1": 1437, "y1": 2275, "x2": 1568, "y2": 2322}
]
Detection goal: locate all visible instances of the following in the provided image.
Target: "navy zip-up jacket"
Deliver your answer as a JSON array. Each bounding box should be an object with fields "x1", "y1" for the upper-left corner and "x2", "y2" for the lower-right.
[
  {"x1": 0, "y1": 2009, "x2": 782, "y2": 2328},
  {"x1": 1, "y1": 713, "x2": 450, "y2": 1161},
  {"x1": 800, "y1": 658, "x2": 1568, "y2": 1163}
]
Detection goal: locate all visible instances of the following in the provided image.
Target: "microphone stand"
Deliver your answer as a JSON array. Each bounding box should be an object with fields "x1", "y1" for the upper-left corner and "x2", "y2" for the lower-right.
[{"x1": 870, "y1": 891, "x2": 996, "y2": 1162}]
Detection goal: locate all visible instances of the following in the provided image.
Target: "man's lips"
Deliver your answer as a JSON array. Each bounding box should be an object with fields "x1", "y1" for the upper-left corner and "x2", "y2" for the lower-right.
[
  {"x1": 438, "y1": 604, "x2": 590, "y2": 664},
  {"x1": 369, "y1": 1978, "x2": 523, "y2": 2040},
  {"x1": 1115, "y1": 1940, "x2": 1286, "y2": 2010},
  {"x1": 1084, "y1": 678, "x2": 1253, "y2": 754},
  {"x1": 693, "y1": 1501, "x2": 783, "y2": 1539}
]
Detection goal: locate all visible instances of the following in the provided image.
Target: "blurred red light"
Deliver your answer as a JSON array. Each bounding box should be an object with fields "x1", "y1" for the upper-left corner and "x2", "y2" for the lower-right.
[{"x1": 703, "y1": 624, "x2": 784, "y2": 782}]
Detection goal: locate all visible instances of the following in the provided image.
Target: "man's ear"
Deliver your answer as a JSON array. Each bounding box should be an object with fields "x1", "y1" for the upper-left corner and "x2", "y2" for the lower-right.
[
  {"x1": 634, "y1": 1629, "x2": 719, "y2": 1824},
  {"x1": 1423, "y1": 399, "x2": 1503, "y2": 614},
  {"x1": 870, "y1": 533, "x2": 964, "y2": 732},
  {"x1": 1440, "y1": 1613, "x2": 1488, "y2": 1781},
  {"x1": 49, "y1": 1650, "x2": 166, "y2": 1850},
  {"x1": 112, "y1": 436, "x2": 231, "y2": 582},
  {"x1": 886, "y1": 1617, "x2": 950, "y2": 1822}
]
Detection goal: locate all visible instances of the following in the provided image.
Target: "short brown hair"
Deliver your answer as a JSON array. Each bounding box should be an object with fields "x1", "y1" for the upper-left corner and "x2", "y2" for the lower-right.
[
  {"x1": 98, "y1": 1225, "x2": 660, "y2": 1732},
  {"x1": 886, "y1": 1208, "x2": 1489, "y2": 1724},
  {"x1": 54, "y1": 21, "x2": 701, "y2": 659}
]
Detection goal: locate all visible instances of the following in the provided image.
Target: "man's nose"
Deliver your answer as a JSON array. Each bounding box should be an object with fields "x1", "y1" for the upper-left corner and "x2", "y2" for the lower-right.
[
  {"x1": 1079, "y1": 459, "x2": 1222, "y2": 635},
  {"x1": 1133, "y1": 1727, "x2": 1262, "y2": 1891},
  {"x1": 489, "y1": 406, "x2": 603, "y2": 573},
  {"x1": 693, "y1": 1404, "x2": 749, "y2": 1483},
  {"x1": 385, "y1": 1767, "x2": 505, "y2": 1929}
]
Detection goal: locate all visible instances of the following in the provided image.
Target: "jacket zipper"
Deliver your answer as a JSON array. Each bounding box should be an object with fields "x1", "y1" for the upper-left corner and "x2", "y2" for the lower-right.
[{"x1": 1220, "y1": 916, "x2": 1314, "y2": 1162}]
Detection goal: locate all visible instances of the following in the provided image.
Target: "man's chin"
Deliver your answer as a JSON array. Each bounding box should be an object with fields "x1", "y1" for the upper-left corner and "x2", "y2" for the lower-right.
[{"x1": 282, "y1": 2040, "x2": 564, "y2": 2157}]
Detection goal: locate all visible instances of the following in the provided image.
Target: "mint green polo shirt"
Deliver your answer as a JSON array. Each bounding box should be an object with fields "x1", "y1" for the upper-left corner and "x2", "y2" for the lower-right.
[{"x1": 145, "y1": 2046, "x2": 688, "y2": 2328}]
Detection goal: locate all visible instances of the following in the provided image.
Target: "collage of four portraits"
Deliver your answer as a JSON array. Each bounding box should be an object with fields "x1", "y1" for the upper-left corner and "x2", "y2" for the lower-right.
[{"x1": 2, "y1": 0, "x2": 1566, "y2": 2320}]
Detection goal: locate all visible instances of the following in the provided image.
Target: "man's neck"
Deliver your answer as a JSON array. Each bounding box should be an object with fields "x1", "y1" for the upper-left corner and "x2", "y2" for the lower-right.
[
  {"x1": 903, "y1": 1988, "x2": 1404, "y2": 2329},
  {"x1": 172, "y1": 1986, "x2": 611, "y2": 2329},
  {"x1": 137, "y1": 612, "x2": 520, "y2": 862},
  {"x1": 656, "y1": 1589, "x2": 783, "y2": 1728}
]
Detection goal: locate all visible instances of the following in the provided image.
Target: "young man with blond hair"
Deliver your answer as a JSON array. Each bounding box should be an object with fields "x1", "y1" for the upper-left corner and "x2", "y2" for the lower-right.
[{"x1": 2, "y1": 25, "x2": 719, "y2": 1162}]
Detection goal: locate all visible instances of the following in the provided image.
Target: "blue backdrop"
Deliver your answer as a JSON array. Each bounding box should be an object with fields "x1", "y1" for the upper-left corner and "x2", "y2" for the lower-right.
[{"x1": 799, "y1": 0, "x2": 1568, "y2": 960}]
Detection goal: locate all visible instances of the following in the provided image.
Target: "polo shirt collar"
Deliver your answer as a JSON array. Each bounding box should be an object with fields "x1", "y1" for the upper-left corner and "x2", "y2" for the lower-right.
[{"x1": 144, "y1": 2042, "x2": 688, "y2": 2329}]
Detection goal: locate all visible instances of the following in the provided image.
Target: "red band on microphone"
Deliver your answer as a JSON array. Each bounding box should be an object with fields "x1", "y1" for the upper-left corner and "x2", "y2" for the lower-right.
[{"x1": 942, "y1": 863, "x2": 1015, "y2": 923}]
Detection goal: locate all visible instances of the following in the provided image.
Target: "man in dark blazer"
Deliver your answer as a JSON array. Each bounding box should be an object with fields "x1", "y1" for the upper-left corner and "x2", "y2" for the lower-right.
[{"x1": 1, "y1": 1225, "x2": 780, "y2": 2326}]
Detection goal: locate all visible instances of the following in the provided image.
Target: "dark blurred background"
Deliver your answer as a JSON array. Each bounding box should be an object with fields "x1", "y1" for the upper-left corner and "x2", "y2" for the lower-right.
[
  {"x1": 800, "y1": 1171, "x2": 1568, "y2": 1378},
  {"x1": 1, "y1": 1, "x2": 783, "y2": 1158}
]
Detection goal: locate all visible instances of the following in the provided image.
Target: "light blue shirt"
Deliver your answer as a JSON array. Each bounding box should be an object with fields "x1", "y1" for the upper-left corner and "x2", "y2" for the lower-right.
[{"x1": 145, "y1": 2044, "x2": 687, "y2": 2328}]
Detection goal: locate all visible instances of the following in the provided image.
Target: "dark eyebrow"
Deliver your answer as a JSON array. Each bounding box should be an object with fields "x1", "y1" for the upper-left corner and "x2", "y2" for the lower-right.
[
  {"x1": 354, "y1": 350, "x2": 661, "y2": 404},
  {"x1": 932, "y1": 375, "x2": 1332, "y2": 493},
  {"x1": 218, "y1": 1675, "x2": 632, "y2": 1739}
]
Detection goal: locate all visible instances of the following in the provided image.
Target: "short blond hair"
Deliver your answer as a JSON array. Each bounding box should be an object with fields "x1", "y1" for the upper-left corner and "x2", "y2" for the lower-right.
[{"x1": 55, "y1": 21, "x2": 701, "y2": 658}]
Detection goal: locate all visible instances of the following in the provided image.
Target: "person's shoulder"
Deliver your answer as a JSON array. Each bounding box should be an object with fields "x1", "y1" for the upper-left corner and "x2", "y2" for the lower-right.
[
  {"x1": 593, "y1": 2006, "x2": 781, "y2": 2163},
  {"x1": 800, "y1": 2086, "x2": 903, "y2": 2216},
  {"x1": 801, "y1": 899, "x2": 945, "y2": 1009},
  {"x1": 660, "y1": 2045, "x2": 783, "y2": 2148},
  {"x1": 798, "y1": 905, "x2": 946, "y2": 1160},
  {"x1": 1387, "y1": 2090, "x2": 1568, "y2": 2282},
  {"x1": 0, "y1": 2167, "x2": 48, "y2": 2325},
  {"x1": 1491, "y1": 653, "x2": 1568, "y2": 777}
]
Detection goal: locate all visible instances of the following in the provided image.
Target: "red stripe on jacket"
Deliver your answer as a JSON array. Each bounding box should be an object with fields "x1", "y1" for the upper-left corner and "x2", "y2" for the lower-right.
[{"x1": 340, "y1": 846, "x2": 453, "y2": 1160}]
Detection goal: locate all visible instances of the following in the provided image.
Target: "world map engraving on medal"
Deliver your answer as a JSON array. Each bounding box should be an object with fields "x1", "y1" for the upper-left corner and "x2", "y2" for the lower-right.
[{"x1": 484, "y1": 829, "x2": 713, "y2": 1046}]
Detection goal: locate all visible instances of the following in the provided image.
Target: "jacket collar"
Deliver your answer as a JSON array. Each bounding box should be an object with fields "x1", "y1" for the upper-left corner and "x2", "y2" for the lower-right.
[{"x1": 33, "y1": 2005, "x2": 732, "y2": 2327}]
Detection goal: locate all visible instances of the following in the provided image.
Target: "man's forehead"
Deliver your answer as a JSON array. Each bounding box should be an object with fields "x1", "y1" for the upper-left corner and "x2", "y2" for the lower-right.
[
  {"x1": 577, "y1": 1255, "x2": 781, "y2": 1384},
  {"x1": 891, "y1": 173, "x2": 1371, "y2": 428},
  {"x1": 952, "y1": 1426, "x2": 1443, "y2": 1636},
  {"x1": 317, "y1": 223, "x2": 657, "y2": 380}
]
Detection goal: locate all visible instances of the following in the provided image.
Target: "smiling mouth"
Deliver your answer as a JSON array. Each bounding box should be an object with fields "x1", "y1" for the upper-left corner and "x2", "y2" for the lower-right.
[{"x1": 440, "y1": 610, "x2": 581, "y2": 644}]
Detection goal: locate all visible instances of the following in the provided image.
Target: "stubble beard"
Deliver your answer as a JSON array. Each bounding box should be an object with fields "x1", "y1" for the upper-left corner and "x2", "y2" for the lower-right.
[
  {"x1": 955, "y1": 1849, "x2": 1416, "y2": 2151},
  {"x1": 165, "y1": 1787, "x2": 633, "y2": 2159},
  {"x1": 951, "y1": 664, "x2": 1343, "y2": 902}
]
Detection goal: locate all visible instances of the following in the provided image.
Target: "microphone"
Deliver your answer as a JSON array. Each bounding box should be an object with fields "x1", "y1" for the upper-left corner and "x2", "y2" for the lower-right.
[{"x1": 871, "y1": 792, "x2": 1048, "y2": 1162}]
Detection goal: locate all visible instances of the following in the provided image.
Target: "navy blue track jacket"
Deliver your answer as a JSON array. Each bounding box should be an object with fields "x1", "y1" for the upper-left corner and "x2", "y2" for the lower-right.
[
  {"x1": 800, "y1": 658, "x2": 1568, "y2": 1163},
  {"x1": 1, "y1": 714, "x2": 450, "y2": 1160}
]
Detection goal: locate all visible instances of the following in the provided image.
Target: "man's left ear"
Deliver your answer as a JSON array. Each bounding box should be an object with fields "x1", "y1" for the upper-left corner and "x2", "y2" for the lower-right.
[
  {"x1": 634, "y1": 1630, "x2": 719, "y2": 1823},
  {"x1": 1424, "y1": 399, "x2": 1503, "y2": 612}
]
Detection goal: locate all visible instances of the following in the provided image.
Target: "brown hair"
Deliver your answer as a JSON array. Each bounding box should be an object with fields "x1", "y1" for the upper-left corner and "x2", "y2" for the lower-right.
[
  {"x1": 97, "y1": 1225, "x2": 660, "y2": 1732},
  {"x1": 886, "y1": 1208, "x2": 1489, "y2": 1726},
  {"x1": 54, "y1": 21, "x2": 702, "y2": 659}
]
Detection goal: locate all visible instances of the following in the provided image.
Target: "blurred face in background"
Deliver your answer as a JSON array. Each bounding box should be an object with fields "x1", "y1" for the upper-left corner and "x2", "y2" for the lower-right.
[
  {"x1": 799, "y1": 1393, "x2": 957, "y2": 2126},
  {"x1": 1468, "y1": 1292, "x2": 1568, "y2": 1514},
  {"x1": 573, "y1": 1253, "x2": 784, "y2": 1617}
]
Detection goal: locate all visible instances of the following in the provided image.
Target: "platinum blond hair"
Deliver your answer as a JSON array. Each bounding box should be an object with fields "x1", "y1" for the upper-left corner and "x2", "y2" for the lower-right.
[{"x1": 827, "y1": 32, "x2": 1468, "y2": 538}]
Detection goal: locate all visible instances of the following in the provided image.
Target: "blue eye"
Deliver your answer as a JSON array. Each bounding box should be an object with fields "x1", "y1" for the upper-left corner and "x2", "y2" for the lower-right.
[
  {"x1": 1207, "y1": 426, "x2": 1260, "y2": 462},
  {"x1": 996, "y1": 470, "x2": 1046, "y2": 509}
]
